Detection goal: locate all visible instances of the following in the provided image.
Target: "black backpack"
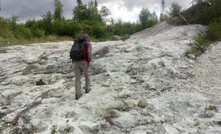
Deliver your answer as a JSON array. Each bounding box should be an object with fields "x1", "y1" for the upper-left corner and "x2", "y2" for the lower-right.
[{"x1": 70, "y1": 36, "x2": 87, "y2": 61}]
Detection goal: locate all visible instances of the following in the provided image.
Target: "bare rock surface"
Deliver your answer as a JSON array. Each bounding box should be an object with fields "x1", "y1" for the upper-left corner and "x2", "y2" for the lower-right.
[{"x1": 1, "y1": 21, "x2": 221, "y2": 134}]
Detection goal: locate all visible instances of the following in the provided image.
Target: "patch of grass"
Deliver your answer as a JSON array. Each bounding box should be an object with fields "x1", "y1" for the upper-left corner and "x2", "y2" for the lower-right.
[
  {"x1": 209, "y1": 105, "x2": 216, "y2": 110},
  {"x1": 185, "y1": 47, "x2": 197, "y2": 55},
  {"x1": 0, "y1": 35, "x2": 73, "y2": 47}
]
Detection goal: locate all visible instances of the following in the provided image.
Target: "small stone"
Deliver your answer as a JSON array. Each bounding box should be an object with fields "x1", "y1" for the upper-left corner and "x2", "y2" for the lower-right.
[
  {"x1": 5, "y1": 113, "x2": 16, "y2": 123},
  {"x1": 194, "y1": 118, "x2": 208, "y2": 129},
  {"x1": 130, "y1": 79, "x2": 137, "y2": 84},
  {"x1": 125, "y1": 101, "x2": 136, "y2": 109},
  {"x1": 126, "y1": 128, "x2": 131, "y2": 132},
  {"x1": 199, "y1": 123, "x2": 208, "y2": 130},
  {"x1": 187, "y1": 54, "x2": 195, "y2": 59},
  {"x1": 105, "y1": 114, "x2": 111, "y2": 118},
  {"x1": 138, "y1": 97, "x2": 147, "y2": 108},
  {"x1": 2, "y1": 105, "x2": 7, "y2": 109},
  {"x1": 109, "y1": 109, "x2": 121, "y2": 117}
]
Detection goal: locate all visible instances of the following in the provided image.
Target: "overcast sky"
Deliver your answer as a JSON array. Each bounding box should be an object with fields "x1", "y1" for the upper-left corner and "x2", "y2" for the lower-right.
[{"x1": 0, "y1": 0, "x2": 192, "y2": 23}]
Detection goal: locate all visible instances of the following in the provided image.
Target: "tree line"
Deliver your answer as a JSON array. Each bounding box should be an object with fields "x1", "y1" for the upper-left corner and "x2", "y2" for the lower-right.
[{"x1": 0, "y1": 0, "x2": 219, "y2": 45}]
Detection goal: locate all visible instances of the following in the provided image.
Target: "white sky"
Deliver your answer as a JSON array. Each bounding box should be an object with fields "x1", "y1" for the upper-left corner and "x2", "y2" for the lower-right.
[{"x1": 0, "y1": 0, "x2": 193, "y2": 23}]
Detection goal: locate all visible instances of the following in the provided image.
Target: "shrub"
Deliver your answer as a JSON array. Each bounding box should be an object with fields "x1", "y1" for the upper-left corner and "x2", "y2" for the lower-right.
[
  {"x1": 89, "y1": 25, "x2": 108, "y2": 39},
  {"x1": 22, "y1": 28, "x2": 32, "y2": 39},
  {"x1": 205, "y1": 20, "x2": 221, "y2": 40},
  {"x1": 32, "y1": 29, "x2": 45, "y2": 38},
  {"x1": 185, "y1": 47, "x2": 196, "y2": 55},
  {"x1": 53, "y1": 20, "x2": 81, "y2": 37},
  {"x1": 193, "y1": 33, "x2": 211, "y2": 49}
]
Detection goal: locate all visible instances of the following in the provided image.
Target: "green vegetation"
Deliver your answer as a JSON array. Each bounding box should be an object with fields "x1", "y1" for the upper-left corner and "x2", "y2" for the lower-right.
[
  {"x1": 209, "y1": 105, "x2": 216, "y2": 110},
  {"x1": 0, "y1": 1, "x2": 2, "y2": 12},
  {"x1": 1, "y1": 0, "x2": 219, "y2": 50},
  {"x1": 159, "y1": 0, "x2": 169, "y2": 22},
  {"x1": 169, "y1": 2, "x2": 183, "y2": 17},
  {"x1": 185, "y1": 0, "x2": 221, "y2": 56},
  {"x1": 139, "y1": 8, "x2": 158, "y2": 29},
  {"x1": 0, "y1": 0, "x2": 160, "y2": 46}
]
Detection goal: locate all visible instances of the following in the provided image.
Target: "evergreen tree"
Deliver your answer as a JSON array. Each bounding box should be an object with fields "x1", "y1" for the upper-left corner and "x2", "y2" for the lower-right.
[
  {"x1": 169, "y1": 2, "x2": 182, "y2": 17},
  {"x1": 99, "y1": 6, "x2": 111, "y2": 22},
  {"x1": 160, "y1": 0, "x2": 169, "y2": 22},
  {"x1": 95, "y1": 0, "x2": 98, "y2": 8},
  {"x1": 139, "y1": 8, "x2": 151, "y2": 29},
  {"x1": 0, "y1": 1, "x2": 2, "y2": 12},
  {"x1": 77, "y1": 0, "x2": 83, "y2": 6},
  {"x1": 161, "y1": 0, "x2": 166, "y2": 13},
  {"x1": 42, "y1": 11, "x2": 54, "y2": 34},
  {"x1": 160, "y1": 13, "x2": 169, "y2": 22},
  {"x1": 73, "y1": 6, "x2": 83, "y2": 22},
  {"x1": 87, "y1": 1, "x2": 99, "y2": 21},
  {"x1": 10, "y1": 14, "x2": 19, "y2": 24},
  {"x1": 54, "y1": 0, "x2": 63, "y2": 20}
]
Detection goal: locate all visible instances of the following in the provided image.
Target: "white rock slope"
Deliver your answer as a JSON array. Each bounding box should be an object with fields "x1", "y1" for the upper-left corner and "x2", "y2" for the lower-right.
[{"x1": 0, "y1": 21, "x2": 221, "y2": 134}]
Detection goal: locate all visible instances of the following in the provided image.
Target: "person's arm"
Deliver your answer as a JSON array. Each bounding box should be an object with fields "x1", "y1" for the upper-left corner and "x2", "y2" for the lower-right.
[{"x1": 87, "y1": 42, "x2": 92, "y2": 67}]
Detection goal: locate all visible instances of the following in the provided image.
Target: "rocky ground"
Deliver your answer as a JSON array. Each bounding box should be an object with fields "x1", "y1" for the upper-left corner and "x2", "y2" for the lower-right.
[{"x1": 0, "y1": 21, "x2": 221, "y2": 134}]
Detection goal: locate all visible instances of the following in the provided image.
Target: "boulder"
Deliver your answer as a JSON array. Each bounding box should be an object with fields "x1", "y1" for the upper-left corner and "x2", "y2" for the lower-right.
[
  {"x1": 111, "y1": 35, "x2": 121, "y2": 41},
  {"x1": 121, "y1": 34, "x2": 130, "y2": 41}
]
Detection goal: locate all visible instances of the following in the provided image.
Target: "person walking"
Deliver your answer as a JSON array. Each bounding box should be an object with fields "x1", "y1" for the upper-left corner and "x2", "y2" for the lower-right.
[{"x1": 71, "y1": 34, "x2": 92, "y2": 100}]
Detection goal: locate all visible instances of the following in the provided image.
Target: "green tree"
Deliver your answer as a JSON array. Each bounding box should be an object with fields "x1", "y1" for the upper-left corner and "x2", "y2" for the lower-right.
[
  {"x1": 10, "y1": 14, "x2": 19, "y2": 24},
  {"x1": 77, "y1": 0, "x2": 83, "y2": 6},
  {"x1": 42, "y1": 11, "x2": 54, "y2": 34},
  {"x1": 86, "y1": 1, "x2": 99, "y2": 21},
  {"x1": 73, "y1": 6, "x2": 83, "y2": 22},
  {"x1": 54, "y1": 0, "x2": 63, "y2": 20},
  {"x1": 160, "y1": 13, "x2": 169, "y2": 22},
  {"x1": 73, "y1": 2, "x2": 110, "y2": 23},
  {"x1": 0, "y1": 1, "x2": 2, "y2": 12},
  {"x1": 99, "y1": 6, "x2": 111, "y2": 22},
  {"x1": 73, "y1": 2, "x2": 97, "y2": 22},
  {"x1": 95, "y1": 0, "x2": 98, "y2": 8},
  {"x1": 139, "y1": 8, "x2": 151, "y2": 28},
  {"x1": 169, "y1": 2, "x2": 182, "y2": 17},
  {"x1": 148, "y1": 11, "x2": 158, "y2": 26},
  {"x1": 188, "y1": 0, "x2": 221, "y2": 25},
  {"x1": 76, "y1": 0, "x2": 86, "y2": 10},
  {"x1": 160, "y1": 0, "x2": 169, "y2": 22},
  {"x1": 161, "y1": 0, "x2": 166, "y2": 13}
]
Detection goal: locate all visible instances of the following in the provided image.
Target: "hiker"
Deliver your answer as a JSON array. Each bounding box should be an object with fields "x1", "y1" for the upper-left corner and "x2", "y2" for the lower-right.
[{"x1": 70, "y1": 34, "x2": 92, "y2": 100}]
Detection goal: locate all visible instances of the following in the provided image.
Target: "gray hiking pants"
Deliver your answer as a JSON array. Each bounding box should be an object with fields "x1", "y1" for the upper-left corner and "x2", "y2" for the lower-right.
[{"x1": 74, "y1": 61, "x2": 90, "y2": 96}]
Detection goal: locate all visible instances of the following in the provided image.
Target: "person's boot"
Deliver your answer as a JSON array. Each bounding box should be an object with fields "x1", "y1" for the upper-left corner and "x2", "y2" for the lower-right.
[
  {"x1": 85, "y1": 88, "x2": 91, "y2": 93},
  {"x1": 75, "y1": 93, "x2": 82, "y2": 100}
]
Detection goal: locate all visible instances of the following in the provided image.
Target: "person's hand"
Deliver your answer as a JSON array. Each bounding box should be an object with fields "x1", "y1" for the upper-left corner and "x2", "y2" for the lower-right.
[{"x1": 89, "y1": 61, "x2": 92, "y2": 67}]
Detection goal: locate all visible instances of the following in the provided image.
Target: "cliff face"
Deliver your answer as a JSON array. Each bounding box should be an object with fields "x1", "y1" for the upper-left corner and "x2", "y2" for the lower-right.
[{"x1": 1, "y1": 21, "x2": 221, "y2": 134}]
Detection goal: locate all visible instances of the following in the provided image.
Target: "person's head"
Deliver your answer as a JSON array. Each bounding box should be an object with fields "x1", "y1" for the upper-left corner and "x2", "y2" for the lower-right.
[{"x1": 83, "y1": 34, "x2": 90, "y2": 42}]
